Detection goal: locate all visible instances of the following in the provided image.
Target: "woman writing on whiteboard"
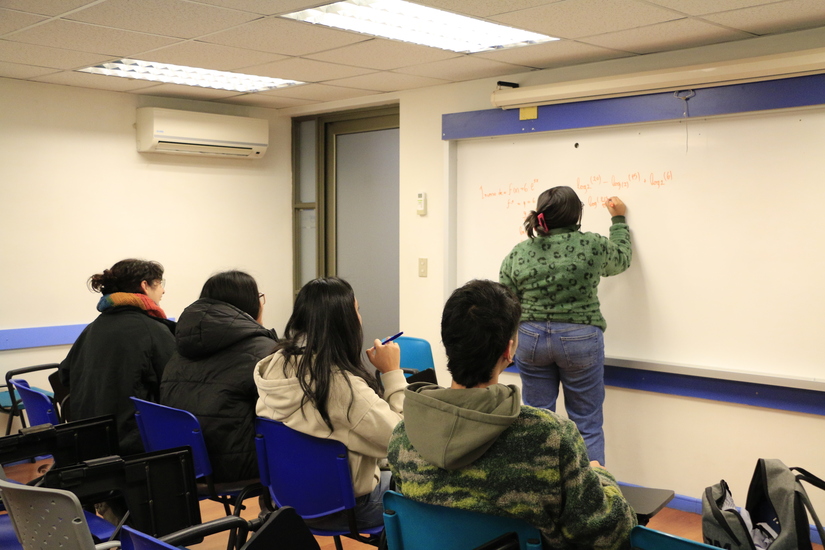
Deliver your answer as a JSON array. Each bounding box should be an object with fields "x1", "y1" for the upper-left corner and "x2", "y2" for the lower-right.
[{"x1": 499, "y1": 186, "x2": 631, "y2": 465}]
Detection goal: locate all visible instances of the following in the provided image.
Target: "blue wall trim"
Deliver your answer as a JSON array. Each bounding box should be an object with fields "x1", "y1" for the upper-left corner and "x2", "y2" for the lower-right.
[
  {"x1": 442, "y1": 73, "x2": 825, "y2": 140},
  {"x1": 0, "y1": 325, "x2": 87, "y2": 351},
  {"x1": 603, "y1": 365, "x2": 825, "y2": 417}
]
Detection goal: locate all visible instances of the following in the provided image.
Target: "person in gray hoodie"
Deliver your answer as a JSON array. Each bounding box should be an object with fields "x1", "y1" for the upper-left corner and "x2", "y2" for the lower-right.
[{"x1": 387, "y1": 279, "x2": 636, "y2": 550}]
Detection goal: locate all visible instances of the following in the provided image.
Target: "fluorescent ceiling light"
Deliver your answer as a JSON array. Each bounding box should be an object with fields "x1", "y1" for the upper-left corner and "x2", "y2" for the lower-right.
[
  {"x1": 78, "y1": 59, "x2": 304, "y2": 93},
  {"x1": 281, "y1": 0, "x2": 557, "y2": 54}
]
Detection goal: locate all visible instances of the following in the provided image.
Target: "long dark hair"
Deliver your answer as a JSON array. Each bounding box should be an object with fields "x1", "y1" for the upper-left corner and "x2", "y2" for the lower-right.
[
  {"x1": 200, "y1": 270, "x2": 261, "y2": 320},
  {"x1": 88, "y1": 259, "x2": 164, "y2": 295},
  {"x1": 524, "y1": 186, "x2": 582, "y2": 238},
  {"x1": 275, "y1": 277, "x2": 380, "y2": 431}
]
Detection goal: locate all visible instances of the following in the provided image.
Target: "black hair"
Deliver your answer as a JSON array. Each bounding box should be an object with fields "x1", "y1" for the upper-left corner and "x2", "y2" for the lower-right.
[
  {"x1": 275, "y1": 277, "x2": 381, "y2": 431},
  {"x1": 88, "y1": 259, "x2": 164, "y2": 295},
  {"x1": 200, "y1": 270, "x2": 261, "y2": 320},
  {"x1": 441, "y1": 279, "x2": 522, "y2": 388},
  {"x1": 524, "y1": 186, "x2": 582, "y2": 238}
]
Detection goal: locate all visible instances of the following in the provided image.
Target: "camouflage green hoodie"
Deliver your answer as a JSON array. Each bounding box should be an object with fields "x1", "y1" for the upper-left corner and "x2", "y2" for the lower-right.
[{"x1": 387, "y1": 382, "x2": 636, "y2": 550}]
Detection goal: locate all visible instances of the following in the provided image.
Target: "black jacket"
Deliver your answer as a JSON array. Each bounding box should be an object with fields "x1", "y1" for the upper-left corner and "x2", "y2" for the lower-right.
[
  {"x1": 59, "y1": 306, "x2": 176, "y2": 456},
  {"x1": 160, "y1": 298, "x2": 278, "y2": 483}
]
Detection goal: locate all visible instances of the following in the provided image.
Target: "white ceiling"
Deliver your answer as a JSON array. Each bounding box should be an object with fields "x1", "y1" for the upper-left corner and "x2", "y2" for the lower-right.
[{"x1": 2, "y1": 0, "x2": 825, "y2": 110}]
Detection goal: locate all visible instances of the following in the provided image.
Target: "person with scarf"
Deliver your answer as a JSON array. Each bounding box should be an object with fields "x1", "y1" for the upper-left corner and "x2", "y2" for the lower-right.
[
  {"x1": 499, "y1": 187, "x2": 631, "y2": 466},
  {"x1": 59, "y1": 258, "x2": 175, "y2": 456}
]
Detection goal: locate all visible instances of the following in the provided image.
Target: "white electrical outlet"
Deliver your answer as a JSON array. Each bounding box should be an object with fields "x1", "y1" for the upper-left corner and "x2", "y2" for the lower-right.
[{"x1": 418, "y1": 258, "x2": 428, "y2": 277}]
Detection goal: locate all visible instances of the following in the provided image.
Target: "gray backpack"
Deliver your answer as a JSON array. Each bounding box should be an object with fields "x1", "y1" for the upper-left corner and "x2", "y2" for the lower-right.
[{"x1": 702, "y1": 458, "x2": 825, "y2": 550}]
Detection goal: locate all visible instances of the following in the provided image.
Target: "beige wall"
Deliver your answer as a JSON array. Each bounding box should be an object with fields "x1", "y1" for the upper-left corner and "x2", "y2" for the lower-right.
[{"x1": 0, "y1": 77, "x2": 294, "y2": 387}]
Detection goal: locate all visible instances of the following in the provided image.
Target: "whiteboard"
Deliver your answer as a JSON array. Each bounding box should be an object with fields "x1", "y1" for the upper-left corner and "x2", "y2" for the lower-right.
[{"x1": 455, "y1": 107, "x2": 825, "y2": 383}]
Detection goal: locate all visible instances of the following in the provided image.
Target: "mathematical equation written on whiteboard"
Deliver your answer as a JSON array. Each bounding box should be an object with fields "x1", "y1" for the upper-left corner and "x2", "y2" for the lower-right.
[{"x1": 478, "y1": 170, "x2": 675, "y2": 234}]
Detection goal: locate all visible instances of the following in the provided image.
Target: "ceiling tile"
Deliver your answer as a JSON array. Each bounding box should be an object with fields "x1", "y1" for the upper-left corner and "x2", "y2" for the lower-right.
[
  {"x1": 31, "y1": 69, "x2": 163, "y2": 91},
  {"x1": 474, "y1": 40, "x2": 632, "y2": 68},
  {"x1": 0, "y1": 0, "x2": 96, "y2": 17},
  {"x1": 258, "y1": 83, "x2": 380, "y2": 102},
  {"x1": 0, "y1": 60, "x2": 58, "y2": 79},
  {"x1": 0, "y1": 39, "x2": 112, "y2": 69},
  {"x1": 306, "y1": 38, "x2": 460, "y2": 70},
  {"x1": 64, "y1": 0, "x2": 259, "y2": 39},
  {"x1": 10, "y1": 19, "x2": 179, "y2": 55},
  {"x1": 326, "y1": 71, "x2": 451, "y2": 92},
  {"x1": 243, "y1": 57, "x2": 376, "y2": 82},
  {"x1": 643, "y1": 0, "x2": 781, "y2": 17},
  {"x1": 140, "y1": 41, "x2": 286, "y2": 71},
  {"x1": 216, "y1": 93, "x2": 319, "y2": 108},
  {"x1": 0, "y1": 8, "x2": 47, "y2": 35},
  {"x1": 395, "y1": 55, "x2": 526, "y2": 81},
  {"x1": 202, "y1": 17, "x2": 369, "y2": 56},
  {"x1": 130, "y1": 82, "x2": 242, "y2": 99},
  {"x1": 491, "y1": 0, "x2": 685, "y2": 39},
  {"x1": 584, "y1": 18, "x2": 753, "y2": 54},
  {"x1": 703, "y1": 0, "x2": 825, "y2": 35},
  {"x1": 193, "y1": 0, "x2": 328, "y2": 16}
]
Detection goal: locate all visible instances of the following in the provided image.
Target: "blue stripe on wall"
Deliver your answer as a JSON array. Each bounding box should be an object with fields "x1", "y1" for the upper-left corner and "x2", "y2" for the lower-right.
[
  {"x1": 0, "y1": 325, "x2": 87, "y2": 351},
  {"x1": 505, "y1": 363, "x2": 825, "y2": 417},
  {"x1": 442, "y1": 73, "x2": 825, "y2": 140}
]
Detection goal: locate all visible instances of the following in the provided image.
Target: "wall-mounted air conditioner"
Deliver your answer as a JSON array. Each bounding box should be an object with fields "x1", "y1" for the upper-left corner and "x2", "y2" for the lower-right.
[{"x1": 136, "y1": 107, "x2": 268, "y2": 159}]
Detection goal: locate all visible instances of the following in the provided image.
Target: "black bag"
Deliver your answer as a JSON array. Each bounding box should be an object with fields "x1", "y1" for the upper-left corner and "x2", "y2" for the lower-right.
[{"x1": 702, "y1": 458, "x2": 825, "y2": 550}]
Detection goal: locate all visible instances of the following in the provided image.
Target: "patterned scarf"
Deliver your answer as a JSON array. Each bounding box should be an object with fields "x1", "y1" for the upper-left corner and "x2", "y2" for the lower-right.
[{"x1": 97, "y1": 292, "x2": 167, "y2": 320}]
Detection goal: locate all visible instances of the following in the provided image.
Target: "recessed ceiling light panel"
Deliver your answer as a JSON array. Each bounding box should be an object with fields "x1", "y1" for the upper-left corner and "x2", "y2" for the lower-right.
[
  {"x1": 282, "y1": 0, "x2": 557, "y2": 54},
  {"x1": 78, "y1": 59, "x2": 304, "y2": 93}
]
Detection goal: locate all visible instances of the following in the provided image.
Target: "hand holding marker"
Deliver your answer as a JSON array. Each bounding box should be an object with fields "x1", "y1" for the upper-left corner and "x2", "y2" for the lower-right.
[{"x1": 366, "y1": 332, "x2": 403, "y2": 374}]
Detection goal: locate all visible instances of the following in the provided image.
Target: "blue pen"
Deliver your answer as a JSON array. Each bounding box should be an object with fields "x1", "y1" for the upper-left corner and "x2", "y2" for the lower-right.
[{"x1": 381, "y1": 331, "x2": 404, "y2": 345}]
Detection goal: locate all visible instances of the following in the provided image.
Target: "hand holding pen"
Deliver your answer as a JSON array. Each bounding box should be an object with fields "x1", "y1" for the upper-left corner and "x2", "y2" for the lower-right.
[{"x1": 366, "y1": 331, "x2": 402, "y2": 373}]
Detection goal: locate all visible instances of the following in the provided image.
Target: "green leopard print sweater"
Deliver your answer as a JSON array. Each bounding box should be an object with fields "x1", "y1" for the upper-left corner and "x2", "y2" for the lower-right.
[{"x1": 499, "y1": 216, "x2": 631, "y2": 331}]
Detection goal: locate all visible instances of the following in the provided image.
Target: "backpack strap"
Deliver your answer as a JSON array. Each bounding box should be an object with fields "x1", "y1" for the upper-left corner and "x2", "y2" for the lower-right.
[{"x1": 792, "y1": 468, "x2": 825, "y2": 546}]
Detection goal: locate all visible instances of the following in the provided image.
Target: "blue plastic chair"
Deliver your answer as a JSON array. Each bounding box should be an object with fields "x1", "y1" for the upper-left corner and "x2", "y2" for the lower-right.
[
  {"x1": 2, "y1": 363, "x2": 58, "y2": 435},
  {"x1": 395, "y1": 336, "x2": 436, "y2": 379},
  {"x1": 382, "y1": 490, "x2": 543, "y2": 550},
  {"x1": 630, "y1": 525, "x2": 719, "y2": 549},
  {"x1": 254, "y1": 417, "x2": 383, "y2": 550},
  {"x1": 130, "y1": 398, "x2": 261, "y2": 517},
  {"x1": 9, "y1": 379, "x2": 59, "y2": 427}
]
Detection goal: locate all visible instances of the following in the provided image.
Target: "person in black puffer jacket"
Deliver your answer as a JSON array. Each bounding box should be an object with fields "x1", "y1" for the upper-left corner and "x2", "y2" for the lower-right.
[{"x1": 160, "y1": 270, "x2": 278, "y2": 483}]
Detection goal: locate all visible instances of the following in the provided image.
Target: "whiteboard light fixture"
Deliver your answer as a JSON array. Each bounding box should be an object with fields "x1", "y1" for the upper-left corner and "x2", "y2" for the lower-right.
[
  {"x1": 491, "y1": 48, "x2": 825, "y2": 109},
  {"x1": 78, "y1": 59, "x2": 305, "y2": 93},
  {"x1": 281, "y1": 0, "x2": 556, "y2": 54}
]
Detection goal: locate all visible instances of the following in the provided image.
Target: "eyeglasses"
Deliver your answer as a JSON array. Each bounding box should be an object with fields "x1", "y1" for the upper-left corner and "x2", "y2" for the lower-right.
[
  {"x1": 259, "y1": 293, "x2": 266, "y2": 305},
  {"x1": 160, "y1": 279, "x2": 166, "y2": 288}
]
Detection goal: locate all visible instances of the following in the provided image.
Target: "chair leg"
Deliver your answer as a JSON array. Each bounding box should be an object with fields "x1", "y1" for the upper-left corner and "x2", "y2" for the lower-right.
[{"x1": 334, "y1": 535, "x2": 344, "y2": 550}]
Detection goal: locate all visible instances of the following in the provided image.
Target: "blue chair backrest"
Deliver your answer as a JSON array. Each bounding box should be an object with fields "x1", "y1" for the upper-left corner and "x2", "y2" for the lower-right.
[
  {"x1": 130, "y1": 397, "x2": 212, "y2": 480},
  {"x1": 254, "y1": 417, "x2": 356, "y2": 519},
  {"x1": 395, "y1": 337, "x2": 435, "y2": 372},
  {"x1": 630, "y1": 526, "x2": 719, "y2": 549},
  {"x1": 382, "y1": 490, "x2": 543, "y2": 550},
  {"x1": 9, "y1": 380, "x2": 58, "y2": 426},
  {"x1": 121, "y1": 525, "x2": 177, "y2": 550}
]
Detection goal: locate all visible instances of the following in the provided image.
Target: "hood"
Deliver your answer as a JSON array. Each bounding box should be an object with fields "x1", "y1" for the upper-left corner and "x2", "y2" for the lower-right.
[
  {"x1": 176, "y1": 298, "x2": 274, "y2": 359},
  {"x1": 254, "y1": 351, "x2": 306, "y2": 419},
  {"x1": 404, "y1": 381, "x2": 521, "y2": 470}
]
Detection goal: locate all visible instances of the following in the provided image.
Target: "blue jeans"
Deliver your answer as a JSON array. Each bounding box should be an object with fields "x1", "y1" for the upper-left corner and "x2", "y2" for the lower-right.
[
  {"x1": 515, "y1": 321, "x2": 606, "y2": 465},
  {"x1": 303, "y1": 470, "x2": 391, "y2": 532}
]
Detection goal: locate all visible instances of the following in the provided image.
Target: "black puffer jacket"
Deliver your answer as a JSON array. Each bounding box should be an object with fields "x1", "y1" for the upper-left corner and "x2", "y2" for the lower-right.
[{"x1": 160, "y1": 298, "x2": 278, "y2": 483}]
